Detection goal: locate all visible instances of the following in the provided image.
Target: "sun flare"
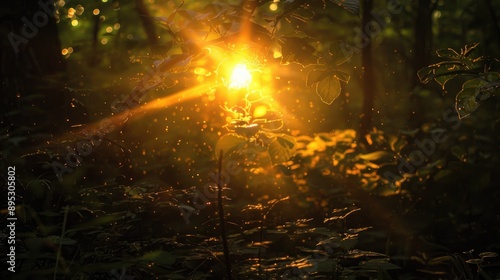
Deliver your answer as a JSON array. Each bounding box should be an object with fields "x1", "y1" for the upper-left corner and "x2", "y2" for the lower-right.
[{"x1": 228, "y1": 63, "x2": 252, "y2": 90}]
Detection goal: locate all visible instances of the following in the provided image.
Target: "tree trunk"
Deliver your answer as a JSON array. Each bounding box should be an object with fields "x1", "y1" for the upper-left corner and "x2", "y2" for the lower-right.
[
  {"x1": 359, "y1": 0, "x2": 375, "y2": 139},
  {"x1": 1, "y1": 0, "x2": 67, "y2": 134},
  {"x1": 135, "y1": 0, "x2": 159, "y2": 47},
  {"x1": 408, "y1": 0, "x2": 434, "y2": 127},
  {"x1": 413, "y1": 0, "x2": 433, "y2": 87}
]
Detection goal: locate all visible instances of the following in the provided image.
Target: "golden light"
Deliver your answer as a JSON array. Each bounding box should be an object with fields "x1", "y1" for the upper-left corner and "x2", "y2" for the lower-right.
[
  {"x1": 253, "y1": 105, "x2": 267, "y2": 118},
  {"x1": 76, "y1": 4, "x2": 84, "y2": 16},
  {"x1": 68, "y1": 8, "x2": 76, "y2": 18},
  {"x1": 228, "y1": 63, "x2": 252, "y2": 90}
]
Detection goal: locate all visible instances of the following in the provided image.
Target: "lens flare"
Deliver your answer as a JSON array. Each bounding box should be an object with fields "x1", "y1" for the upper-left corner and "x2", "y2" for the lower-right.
[{"x1": 229, "y1": 64, "x2": 252, "y2": 90}]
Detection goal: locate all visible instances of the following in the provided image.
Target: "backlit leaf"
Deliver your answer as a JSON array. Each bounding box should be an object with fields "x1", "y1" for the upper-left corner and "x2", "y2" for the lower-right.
[
  {"x1": 479, "y1": 252, "x2": 498, "y2": 258},
  {"x1": 417, "y1": 62, "x2": 460, "y2": 86},
  {"x1": 359, "y1": 151, "x2": 392, "y2": 162},
  {"x1": 280, "y1": 36, "x2": 318, "y2": 67},
  {"x1": 215, "y1": 133, "x2": 247, "y2": 158},
  {"x1": 268, "y1": 134, "x2": 297, "y2": 165},
  {"x1": 436, "y1": 48, "x2": 460, "y2": 58},
  {"x1": 316, "y1": 74, "x2": 342, "y2": 105},
  {"x1": 462, "y1": 42, "x2": 480, "y2": 57},
  {"x1": 331, "y1": 70, "x2": 350, "y2": 83},
  {"x1": 360, "y1": 258, "x2": 401, "y2": 270},
  {"x1": 136, "y1": 250, "x2": 176, "y2": 265},
  {"x1": 306, "y1": 68, "x2": 329, "y2": 87},
  {"x1": 455, "y1": 78, "x2": 497, "y2": 119}
]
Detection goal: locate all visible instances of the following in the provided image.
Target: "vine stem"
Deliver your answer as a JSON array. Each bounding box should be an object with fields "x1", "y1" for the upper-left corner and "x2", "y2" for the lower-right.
[{"x1": 217, "y1": 150, "x2": 233, "y2": 280}]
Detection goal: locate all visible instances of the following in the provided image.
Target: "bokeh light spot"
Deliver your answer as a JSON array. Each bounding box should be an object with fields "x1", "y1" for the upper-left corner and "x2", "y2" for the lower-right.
[
  {"x1": 253, "y1": 106, "x2": 267, "y2": 118},
  {"x1": 68, "y1": 8, "x2": 76, "y2": 18}
]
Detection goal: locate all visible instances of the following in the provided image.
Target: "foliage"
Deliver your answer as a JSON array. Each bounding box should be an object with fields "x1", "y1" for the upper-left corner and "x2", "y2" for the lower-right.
[
  {"x1": 132, "y1": 0, "x2": 359, "y2": 166},
  {"x1": 139, "y1": 0, "x2": 354, "y2": 105},
  {"x1": 418, "y1": 43, "x2": 500, "y2": 118},
  {"x1": 216, "y1": 91, "x2": 297, "y2": 165},
  {"x1": 3, "y1": 0, "x2": 500, "y2": 280}
]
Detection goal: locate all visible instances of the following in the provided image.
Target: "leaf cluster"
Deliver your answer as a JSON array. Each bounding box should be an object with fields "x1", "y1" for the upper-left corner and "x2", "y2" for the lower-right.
[{"x1": 418, "y1": 43, "x2": 500, "y2": 119}]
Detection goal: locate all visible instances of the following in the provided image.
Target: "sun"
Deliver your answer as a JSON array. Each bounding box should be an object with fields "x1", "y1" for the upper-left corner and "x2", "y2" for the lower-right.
[{"x1": 228, "y1": 63, "x2": 252, "y2": 90}]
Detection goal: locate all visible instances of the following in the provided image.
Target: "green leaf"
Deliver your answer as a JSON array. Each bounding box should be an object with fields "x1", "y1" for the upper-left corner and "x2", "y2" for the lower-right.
[
  {"x1": 466, "y1": 258, "x2": 482, "y2": 265},
  {"x1": 479, "y1": 252, "x2": 498, "y2": 258},
  {"x1": 417, "y1": 66, "x2": 435, "y2": 84},
  {"x1": 316, "y1": 74, "x2": 342, "y2": 105},
  {"x1": 462, "y1": 42, "x2": 480, "y2": 57},
  {"x1": 329, "y1": 41, "x2": 352, "y2": 65},
  {"x1": 136, "y1": 250, "x2": 176, "y2": 265},
  {"x1": 417, "y1": 62, "x2": 461, "y2": 86},
  {"x1": 277, "y1": 134, "x2": 296, "y2": 149},
  {"x1": 306, "y1": 68, "x2": 329, "y2": 87},
  {"x1": 331, "y1": 70, "x2": 350, "y2": 83},
  {"x1": 436, "y1": 75, "x2": 457, "y2": 90},
  {"x1": 268, "y1": 134, "x2": 297, "y2": 165},
  {"x1": 279, "y1": 36, "x2": 318, "y2": 67},
  {"x1": 485, "y1": 72, "x2": 500, "y2": 82},
  {"x1": 215, "y1": 133, "x2": 247, "y2": 158},
  {"x1": 455, "y1": 78, "x2": 493, "y2": 119},
  {"x1": 360, "y1": 258, "x2": 401, "y2": 270}
]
